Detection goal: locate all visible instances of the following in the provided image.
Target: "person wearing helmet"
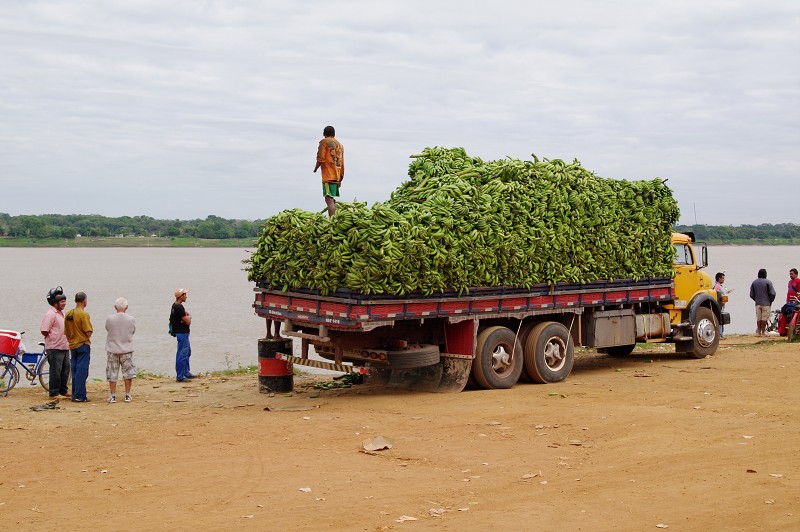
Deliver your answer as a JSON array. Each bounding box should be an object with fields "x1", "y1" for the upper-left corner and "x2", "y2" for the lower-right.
[{"x1": 40, "y1": 287, "x2": 70, "y2": 399}]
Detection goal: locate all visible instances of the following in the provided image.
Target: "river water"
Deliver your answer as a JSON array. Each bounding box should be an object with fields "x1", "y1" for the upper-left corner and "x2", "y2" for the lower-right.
[
  {"x1": 0, "y1": 248, "x2": 266, "y2": 379},
  {"x1": 706, "y1": 245, "x2": 798, "y2": 335},
  {"x1": 0, "y1": 246, "x2": 796, "y2": 379}
]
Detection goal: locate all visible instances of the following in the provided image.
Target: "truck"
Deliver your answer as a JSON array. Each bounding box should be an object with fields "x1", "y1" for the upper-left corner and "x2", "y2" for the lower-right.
[{"x1": 252, "y1": 231, "x2": 730, "y2": 393}]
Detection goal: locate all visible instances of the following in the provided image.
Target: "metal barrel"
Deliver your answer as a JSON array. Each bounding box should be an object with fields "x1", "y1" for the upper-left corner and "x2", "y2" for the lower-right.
[{"x1": 257, "y1": 338, "x2": 293, "y2": 393}]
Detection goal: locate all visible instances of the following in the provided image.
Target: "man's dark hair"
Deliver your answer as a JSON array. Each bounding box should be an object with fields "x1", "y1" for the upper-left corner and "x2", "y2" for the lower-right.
[
  {"x1": 715, "y1": 272, "x2": 724, "y2": 282},
  {"x1": 758, "y1": 268, "x2": 767, "y2": 279},
  {"x1": 75, "y1": 291, "x2": 87, "y2": 302},
  {"x1": 791, "y1": 268, "x2": 798, "y2": 276},
  {"x1": 323, "y1": 125, "x2": 335, "y2": 137}
]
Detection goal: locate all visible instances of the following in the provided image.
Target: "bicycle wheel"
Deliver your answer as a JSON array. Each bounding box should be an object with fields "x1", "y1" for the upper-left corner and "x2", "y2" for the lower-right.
[
  {"x1": 0, "y1": 360, "x2": 20, "y2": 394},
  {"x1": 37, "y1": 355, "x2": 50, "y2": 391}
]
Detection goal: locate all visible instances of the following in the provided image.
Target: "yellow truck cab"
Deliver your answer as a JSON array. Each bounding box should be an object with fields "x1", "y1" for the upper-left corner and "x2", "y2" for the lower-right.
[{"x1": 664, "y1": 232, "x2": 730, "y2": 357}]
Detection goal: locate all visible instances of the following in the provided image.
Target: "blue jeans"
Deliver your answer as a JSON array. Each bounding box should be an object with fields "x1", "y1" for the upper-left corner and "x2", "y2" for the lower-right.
[
  {"x1": 47, "y1": 349, "x2": 70, "y2": 397},
  {"x1": 70, "y1": 343, "x2": 91, "y2": 400},
  {"x1": 175, "y1": 333, "x2": 192, "y2": 380}
]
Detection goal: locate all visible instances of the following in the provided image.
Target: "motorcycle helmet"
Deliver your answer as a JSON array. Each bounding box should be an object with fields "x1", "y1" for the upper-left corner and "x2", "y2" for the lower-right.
[{"x1": 46, "y1": 286, "x2": 66, "y2": 305}]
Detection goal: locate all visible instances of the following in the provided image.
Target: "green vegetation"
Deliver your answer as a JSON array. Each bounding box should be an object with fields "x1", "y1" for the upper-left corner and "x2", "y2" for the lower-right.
[
  {"x1": 0, "y1": 236, "x2": 255, "y2": 248},
  {"x1": 215, "y1": 364, "x2": 259, "y2": 377},
  {"x1": 674, "y1": 224, "x2": 800, "y2": 245},
  {"x1": 0, "y1": 213, "x2": 265, "y2": 240},
  {"x1": 248, "y1": 146, "x2": 679, "y2": 294}
]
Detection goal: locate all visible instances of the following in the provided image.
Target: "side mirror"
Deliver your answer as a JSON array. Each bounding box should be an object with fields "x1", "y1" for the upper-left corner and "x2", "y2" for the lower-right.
[{"x1": 699, "y1": 244, "x2": 708, "y2": 268}]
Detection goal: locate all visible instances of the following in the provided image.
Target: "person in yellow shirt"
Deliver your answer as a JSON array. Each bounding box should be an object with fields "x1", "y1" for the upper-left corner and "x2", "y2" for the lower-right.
[
  {"x1": 313, "y1": 125, "x2": 345, "y2": 217},
  {"x1": 65, "y1": 291, "x2": 93, "y2": 402}
]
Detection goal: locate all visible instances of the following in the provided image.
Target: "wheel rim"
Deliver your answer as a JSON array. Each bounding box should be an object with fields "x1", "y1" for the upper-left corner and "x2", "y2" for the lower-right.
[
  {"x1": 543, "y1": 337, "x2": 567, "y2": 371},
  {"x1": 696, "y1": 318, "x2": 716, "y2": 347},
  {"x1": 491, "y1": 344, "x2": 515, "y2": 375}
]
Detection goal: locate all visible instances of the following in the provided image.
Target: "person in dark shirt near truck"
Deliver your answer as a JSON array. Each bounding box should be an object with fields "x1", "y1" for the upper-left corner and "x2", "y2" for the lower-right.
[{"x1": 170, "y1": 289, "x2": 196, "y2": 382}]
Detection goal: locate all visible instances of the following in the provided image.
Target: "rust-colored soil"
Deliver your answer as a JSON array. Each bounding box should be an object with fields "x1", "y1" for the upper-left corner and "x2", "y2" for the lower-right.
[{"x1": 1, "y1": 335, "x2": 798, "y2": 531}]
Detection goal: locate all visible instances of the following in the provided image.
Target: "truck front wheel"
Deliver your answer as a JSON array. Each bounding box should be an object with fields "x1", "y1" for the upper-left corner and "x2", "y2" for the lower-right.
[
  {"x1": 523, "y1": 322, "x2": 575, "y2": 383},
  {"x1": 688, "y1": 306, "x2": 719, "y2": 359},
  {"x1": 471, "y1": 326, "x2": 524, "y2": 389}
]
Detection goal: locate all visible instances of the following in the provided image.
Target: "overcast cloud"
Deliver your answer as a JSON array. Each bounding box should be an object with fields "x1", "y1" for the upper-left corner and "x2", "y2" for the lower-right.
[{"x1": 1, "y1": 0, "x2": 797, "y2": 224}]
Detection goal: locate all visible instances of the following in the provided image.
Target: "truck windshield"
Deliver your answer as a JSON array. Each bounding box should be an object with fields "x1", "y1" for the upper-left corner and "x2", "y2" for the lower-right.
[{"x1": 673, "y1": 244, "x2": 693, "y2": 266}]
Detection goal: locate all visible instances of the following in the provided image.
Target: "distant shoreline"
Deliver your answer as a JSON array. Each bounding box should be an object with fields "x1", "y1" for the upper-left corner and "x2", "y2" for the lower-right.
[{"x1": 0, "y1": 236, "x2": 255, "y2": 248}]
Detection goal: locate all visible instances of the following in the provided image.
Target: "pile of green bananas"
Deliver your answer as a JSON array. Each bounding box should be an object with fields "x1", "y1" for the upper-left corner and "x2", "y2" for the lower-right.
[{"x1": 246, "y1": 147, "x2": 680, "y2": 295}]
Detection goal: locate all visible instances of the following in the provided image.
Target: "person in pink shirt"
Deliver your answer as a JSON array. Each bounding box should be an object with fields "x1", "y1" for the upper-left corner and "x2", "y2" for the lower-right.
[{"x1": 40, "y1": 286, "x2": 70, "y2": 399}]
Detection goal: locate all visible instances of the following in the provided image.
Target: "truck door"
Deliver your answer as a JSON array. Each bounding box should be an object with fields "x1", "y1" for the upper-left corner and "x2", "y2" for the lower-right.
[{"x1": 672, "y1": 242, "x2": 702, "y2": 309}]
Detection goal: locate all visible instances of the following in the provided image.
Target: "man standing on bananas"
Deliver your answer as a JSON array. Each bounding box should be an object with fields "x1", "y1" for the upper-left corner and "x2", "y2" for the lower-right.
[{"x1": 314, "y1": 125, "x2": 345, "y2": 217}]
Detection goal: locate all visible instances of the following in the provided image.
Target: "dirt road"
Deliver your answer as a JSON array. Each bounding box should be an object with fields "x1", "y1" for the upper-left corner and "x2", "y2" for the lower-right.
[{"x1": 1, "y1": 336, "x2": 798, "y2": 531}]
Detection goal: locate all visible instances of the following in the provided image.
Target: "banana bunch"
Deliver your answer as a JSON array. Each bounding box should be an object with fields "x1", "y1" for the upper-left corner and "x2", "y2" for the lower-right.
[{"x1": 246, "y1": 147, "x2": 680, "y2": 295}]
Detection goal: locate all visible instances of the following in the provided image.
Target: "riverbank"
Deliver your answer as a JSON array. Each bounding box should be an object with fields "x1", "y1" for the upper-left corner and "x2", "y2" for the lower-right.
[
  {"x1": 2, "y1": 335, "x2": 797, "y2": 530},
  {"x1": 0, "y1": 236, "x2": 256, "y2": 247},
  {"x1": 2, "y1": 236, "x2": 799, "y2": 248}
]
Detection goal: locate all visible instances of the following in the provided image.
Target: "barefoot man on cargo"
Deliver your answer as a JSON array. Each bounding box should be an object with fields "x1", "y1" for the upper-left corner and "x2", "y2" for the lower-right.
[{"x1": 314, "y1": 125, "x2": 345, "y2": 217}]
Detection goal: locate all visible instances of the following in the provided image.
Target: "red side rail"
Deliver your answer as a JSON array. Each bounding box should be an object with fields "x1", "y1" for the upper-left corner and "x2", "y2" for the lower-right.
[{"x1": 253, "y1": 279, "x2": 675, "y2": 328}]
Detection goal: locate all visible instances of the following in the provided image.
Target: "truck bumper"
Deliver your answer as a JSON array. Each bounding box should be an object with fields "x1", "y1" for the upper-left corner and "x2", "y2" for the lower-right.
[{"x1": 721, "y1": 312, "x2": 731, "y2": 326}]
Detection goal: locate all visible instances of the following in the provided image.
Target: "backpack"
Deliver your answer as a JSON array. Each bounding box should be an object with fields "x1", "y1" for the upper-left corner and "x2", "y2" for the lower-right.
[{"x1": 168, "y1": 309, "x2": 176, "y2": 337}]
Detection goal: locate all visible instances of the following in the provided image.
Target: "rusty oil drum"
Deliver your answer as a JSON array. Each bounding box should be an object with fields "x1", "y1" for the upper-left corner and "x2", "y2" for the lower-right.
[{"x1": 258, "y1": 338, "x2": 293, "y2": 393}]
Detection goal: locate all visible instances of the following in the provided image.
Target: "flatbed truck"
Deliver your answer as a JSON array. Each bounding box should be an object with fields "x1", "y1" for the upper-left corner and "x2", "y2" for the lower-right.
[{"x1": 253, "y1": 232, "x2": 729, "y2": 392}]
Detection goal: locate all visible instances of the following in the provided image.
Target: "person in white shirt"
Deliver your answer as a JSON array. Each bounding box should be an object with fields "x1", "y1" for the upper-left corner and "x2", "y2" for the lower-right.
[{"x1": 104, "y1": 297, "x2": 136, "y2": 403}]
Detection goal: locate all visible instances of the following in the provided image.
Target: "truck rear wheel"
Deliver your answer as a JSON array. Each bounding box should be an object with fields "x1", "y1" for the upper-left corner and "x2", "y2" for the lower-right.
[
  {"x1": 688, "y1": 307, "x2": 719, "y2": 359},
  {"x1": 523, "y1": 322, "x2": 574, "y2": 383},
  {"x1": 470, "y1": 326, "x2": 524, "y2": 389},
  {"x1": 515, "y1": 322, "x2": 537, "y2": 383}
]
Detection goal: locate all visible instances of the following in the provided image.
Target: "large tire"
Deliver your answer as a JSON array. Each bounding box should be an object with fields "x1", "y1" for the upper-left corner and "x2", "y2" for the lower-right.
[
  {"x1": 387, "y1": 344, "x2": 440, "y2": 369},
  {"x1": 0, "y1": 360, "x2": 20, "y2": 394},
  {"x1": 523, "y1": 322, "x2": 575, "y2": 384},
  {"x1": 688, "y1": 307, "x2": 719, "y2": 358},
  {"x1": 515, "y1": 322, "x2": 538, "y2": 383},
  {"x1": 606, "y1": 344, "x2": 636, "y2": 357},
  {"x1": 470, "y1": 326, "x2": 524, "y2": 389}
]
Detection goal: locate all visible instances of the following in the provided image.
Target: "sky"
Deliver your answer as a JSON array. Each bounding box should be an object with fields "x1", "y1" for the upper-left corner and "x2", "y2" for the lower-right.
[{"x1": 1, "y1": 0, "x2": 798, "y2": 225}]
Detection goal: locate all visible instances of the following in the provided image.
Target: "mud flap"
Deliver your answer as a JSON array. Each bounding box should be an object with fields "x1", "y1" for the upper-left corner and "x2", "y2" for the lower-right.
[
  {"x1": 365, "y1": 356, "x2": 471, "y2": 393},
  {"x1": 435, "y1": 356, "x2": 472, "y2": 393}
]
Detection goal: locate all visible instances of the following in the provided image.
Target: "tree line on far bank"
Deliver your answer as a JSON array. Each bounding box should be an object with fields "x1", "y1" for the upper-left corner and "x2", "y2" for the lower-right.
[
  {"x1": 1, "y1": 213, "x2": 798, "y2": 243},
  {"x1": 674, "y1": 224, "x2": 800, "y2": 243},
  {"x1": 0, "y1": 213, "x2": 267, "y2": 240}
]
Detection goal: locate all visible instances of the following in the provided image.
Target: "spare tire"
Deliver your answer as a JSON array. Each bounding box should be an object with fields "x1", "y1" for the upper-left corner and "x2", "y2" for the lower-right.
[{"x1": 387, "y1": 344, "x2": 440, "y2": 369}]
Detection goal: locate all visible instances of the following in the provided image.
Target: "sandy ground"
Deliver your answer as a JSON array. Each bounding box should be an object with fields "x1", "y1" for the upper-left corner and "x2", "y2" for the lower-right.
[{"x1": 1, "y1": 335, "x2": 798, "y2": 531}]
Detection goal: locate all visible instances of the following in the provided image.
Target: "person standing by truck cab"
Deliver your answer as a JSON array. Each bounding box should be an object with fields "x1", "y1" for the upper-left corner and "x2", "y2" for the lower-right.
[
  {"x1": 749, "y1": 269, "x2": 776, "y2": 337},
  {"x1": 714, "y1": 272, "x2": 730, "y2": 339},
  {"x1": 64, "y1": 291, "x2": 93, "y2": 402},
  {"x1": 313, "y1": 125, "x2": 345, "y2": 217},
  {"x1": 171, "y1": 289, "x2": 195, "y2": 382}
]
